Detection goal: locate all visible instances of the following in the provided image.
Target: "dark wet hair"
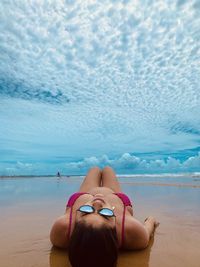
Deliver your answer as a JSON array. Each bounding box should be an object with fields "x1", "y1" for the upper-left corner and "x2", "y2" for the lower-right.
[{"x1": 68, "y1": 221, "x2": 119, "y2": 267}]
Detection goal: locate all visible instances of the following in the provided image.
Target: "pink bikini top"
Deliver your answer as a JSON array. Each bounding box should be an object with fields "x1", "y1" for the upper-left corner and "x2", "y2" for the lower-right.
[{"x1": 66, "y1": 192, "x2": 133, "y2": 248}]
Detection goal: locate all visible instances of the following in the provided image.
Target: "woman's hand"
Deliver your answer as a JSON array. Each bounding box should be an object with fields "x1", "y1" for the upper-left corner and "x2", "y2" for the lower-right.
[
  {"x1": 144, "y1": 216, "x2": 159, "y2": 238},
  {"x1": 145, "y1": 216, "x2": 159, "y2": 227}
]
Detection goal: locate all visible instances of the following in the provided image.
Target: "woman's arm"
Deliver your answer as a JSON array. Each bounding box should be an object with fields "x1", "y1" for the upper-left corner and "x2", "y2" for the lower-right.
[
  {"x1": 144, "y1": 216, "x2": 158, "y2": 239},
  {"x1": 50, "y1": 214, "x2": 69, "y2": 249},
  {"x1": 124, "y1": 216, "x2": 158, "y2": 250}
]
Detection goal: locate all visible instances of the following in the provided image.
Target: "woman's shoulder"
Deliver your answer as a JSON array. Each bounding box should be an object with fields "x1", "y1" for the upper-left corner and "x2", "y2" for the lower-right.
[
  {"x1": 123, "y1": 216, "x2": 149, "y2": 250},
  {"x1": 50, "y1": 214, "x2": 70, "y2": 249}
]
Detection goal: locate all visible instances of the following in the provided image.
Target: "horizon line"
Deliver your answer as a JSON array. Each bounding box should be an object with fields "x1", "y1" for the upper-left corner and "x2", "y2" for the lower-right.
[{"x1": 1, "y1": 171, "x2": 200, "y2": 178}]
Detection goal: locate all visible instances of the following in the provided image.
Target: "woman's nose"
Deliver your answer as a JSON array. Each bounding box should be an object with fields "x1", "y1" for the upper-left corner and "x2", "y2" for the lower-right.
[{"x1": 92, "y1": 199, "x2": 104, "y2": 209}]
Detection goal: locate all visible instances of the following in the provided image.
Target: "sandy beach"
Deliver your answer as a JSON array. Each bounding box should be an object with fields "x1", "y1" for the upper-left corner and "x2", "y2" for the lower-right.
[{"x1": 0, "y1": 175, "x2": 200, "y2": 267}]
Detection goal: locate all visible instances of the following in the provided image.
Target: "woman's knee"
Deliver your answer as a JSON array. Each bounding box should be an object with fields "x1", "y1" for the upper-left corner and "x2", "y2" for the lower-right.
[
  {"x1": 89, "y1": 166, "x2": 102, "y2": 172},
  {"x1": 102, "y1": 166, "x2": 115, "y2": 173}
]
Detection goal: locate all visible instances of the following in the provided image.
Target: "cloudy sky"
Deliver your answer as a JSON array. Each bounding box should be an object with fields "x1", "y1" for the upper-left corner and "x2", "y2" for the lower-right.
[{"x1": 0, "y1": 0, "x2": 200, "y2": 175}]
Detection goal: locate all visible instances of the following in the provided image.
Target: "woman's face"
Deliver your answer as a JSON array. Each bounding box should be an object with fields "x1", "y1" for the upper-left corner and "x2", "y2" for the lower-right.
[{"x1": 75, "y1": 195, "x2": 116, "y2": 228}]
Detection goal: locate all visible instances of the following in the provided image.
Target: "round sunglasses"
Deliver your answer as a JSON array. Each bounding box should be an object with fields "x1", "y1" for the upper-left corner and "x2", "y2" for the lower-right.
[{"x1": 77, "y1": 205, "x2": 115, "y2": 218}]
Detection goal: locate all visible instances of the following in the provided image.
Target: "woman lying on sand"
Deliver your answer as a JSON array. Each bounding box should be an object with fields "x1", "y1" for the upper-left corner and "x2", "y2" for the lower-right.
[{"x1": 50, "y1": 166, "x2": 158, "y2": 267}]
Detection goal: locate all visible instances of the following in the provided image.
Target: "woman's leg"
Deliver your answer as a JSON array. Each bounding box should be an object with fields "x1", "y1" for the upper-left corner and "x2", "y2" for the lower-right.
[
  {"x1": 78, "y1": 167, "x2": 102, "y2": 192},
  {"x1": 101, "y1": 166, "x2": 121, "y2": 192}
]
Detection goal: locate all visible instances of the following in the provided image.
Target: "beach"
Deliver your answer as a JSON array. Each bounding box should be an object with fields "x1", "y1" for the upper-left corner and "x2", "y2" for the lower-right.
[{"x1": 0, "y1": 175, "x2": 200, "y2": 267}]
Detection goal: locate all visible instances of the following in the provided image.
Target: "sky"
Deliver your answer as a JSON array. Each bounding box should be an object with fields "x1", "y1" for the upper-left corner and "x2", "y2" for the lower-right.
[{"x1": 0, "y1": 0, "x2": 200, "y2": 175}]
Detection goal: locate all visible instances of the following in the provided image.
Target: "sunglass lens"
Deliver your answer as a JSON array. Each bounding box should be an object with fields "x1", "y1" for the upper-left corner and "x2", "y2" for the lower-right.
[
  {"x1": 99, "y1": 208, "x2": 114, "y2": 217},
  {"x1": 79, "y1": 205, "x2": 94, "y2": 213}
]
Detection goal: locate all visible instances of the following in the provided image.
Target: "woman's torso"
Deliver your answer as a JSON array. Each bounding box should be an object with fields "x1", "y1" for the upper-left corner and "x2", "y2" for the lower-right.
[{"x1": 66, "y1": 186, "x2": 133, "y2": 246}]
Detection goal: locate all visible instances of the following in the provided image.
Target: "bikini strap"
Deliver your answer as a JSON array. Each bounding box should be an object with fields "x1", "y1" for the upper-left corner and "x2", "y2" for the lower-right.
[
  {"x1": 114, "y1": 192, "x2": 132, "y2": 207},
  {"x1": 67, "y1": 205, "x2": 74, "y2": 240},
  {"x1": 120, "y1": 204, "x2": 126, "y2": 247},
  {"x1": 66, "y1": 192, "x2": 89, "y2": 240},
  {"x1": 114, "y1": 192, "x2": 132, "y2": 248}
]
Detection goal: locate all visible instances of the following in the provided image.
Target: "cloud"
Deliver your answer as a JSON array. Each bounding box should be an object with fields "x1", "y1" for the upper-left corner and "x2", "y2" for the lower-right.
[
  {"x1": 0, "y1": 78, "x2": 70, "y2": 104},
  {"x1": 0, "y1": 0, "x2": 200, "y2": 173},
  {"x1": 67, "y1": 152, "x2": 200, "y2": 173},
  {"x1": 1, "y1": 152, "x2": 200, "y2": 176}
]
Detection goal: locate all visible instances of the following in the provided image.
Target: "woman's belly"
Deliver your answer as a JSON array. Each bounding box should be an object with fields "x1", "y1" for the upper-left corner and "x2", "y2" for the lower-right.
[{"x1": 87, "y1": 186, "x2": 115, "y2": 195}]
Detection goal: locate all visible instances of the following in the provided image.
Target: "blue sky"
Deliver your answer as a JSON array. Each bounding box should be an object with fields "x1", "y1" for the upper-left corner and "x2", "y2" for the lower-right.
[{"x1": 0, "y1": 0, "x2": 200, "y2": 175}]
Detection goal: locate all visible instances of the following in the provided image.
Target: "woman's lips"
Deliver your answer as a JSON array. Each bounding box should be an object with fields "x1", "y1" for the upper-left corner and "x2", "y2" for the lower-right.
[{"x1": 92, "y1": 198, "x2": 105, "y2": 204}]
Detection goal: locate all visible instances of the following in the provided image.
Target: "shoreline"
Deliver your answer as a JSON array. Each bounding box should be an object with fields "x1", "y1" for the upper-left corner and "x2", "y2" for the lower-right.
[{"x1": 1, "y1": 171, "x2": 200, "y2": 178}]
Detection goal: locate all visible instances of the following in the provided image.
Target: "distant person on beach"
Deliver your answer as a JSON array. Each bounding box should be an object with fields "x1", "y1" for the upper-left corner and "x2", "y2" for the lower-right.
[
  {"x1": 57, "y1": 171, "x2": 61, "y2": 177},
  {"x1": 50, "y1": 167, "x2": 158, "y2": 267}
]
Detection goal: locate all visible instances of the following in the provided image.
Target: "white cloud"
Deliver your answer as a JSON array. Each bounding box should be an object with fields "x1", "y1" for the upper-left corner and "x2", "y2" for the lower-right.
[
  {"x1": 183, "y1": 152, "x2": 200, "y2": 168},
  {"x1": 1, "y1": 152, "x2": 200, "y2": 176},
  {"x1": 0, "y1": 0, "x2": 200, "y2": 173},
  {"x1": 64, "y1": 152, "x2": 200, "y2": 174}
]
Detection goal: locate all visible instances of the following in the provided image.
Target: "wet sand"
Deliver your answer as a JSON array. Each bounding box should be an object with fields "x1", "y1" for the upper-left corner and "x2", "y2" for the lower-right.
[{"x1": 0, "y1": 175, "x2": 200, "y2": 267}]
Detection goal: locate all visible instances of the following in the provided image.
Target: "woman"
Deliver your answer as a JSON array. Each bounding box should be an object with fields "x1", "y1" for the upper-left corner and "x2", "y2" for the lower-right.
[{"x1": 50, "y1": 166, "x2": 158, "y2": 267}]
